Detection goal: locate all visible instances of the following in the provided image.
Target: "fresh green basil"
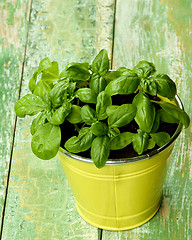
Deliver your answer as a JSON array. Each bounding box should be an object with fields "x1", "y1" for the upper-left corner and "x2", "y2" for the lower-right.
[
  {"x1": 60, "y1": 62, "x2": 90, "y2": 81},
  {"x1": 117, "y1": 67, "x2": 133, "y2": 76},
  {"x1": 33, "y1": 79, "x2": 52, "y2": 99},
  {"x1": 104, "y1": 71, "x2": 121, "y2": 81},
  {"x1": 89, "y1": 73, "x2": 107, "y2": 94},
  {"x1": 48, "y1": 102, "x2": 71, "y2": 125},
  {"x1": 31, "y1": 122, "x2": 61, "y2": 160},
  {"x1": 133, "y1": 60, "x2": 156, "y2": 78},
  {"x1": 81, "y1": 105, "x2": 97, "y2": 125},
  {"x1": 96, "y1": 91, "x2": 112, "y2": 120},
  {"x1": 108, "y1": 104, "x2": 137, "y2": 128},
  {"x1": 159, "y1": 109, "x2": 179, "y2": 124},
  {"x1": 30, "y1": 112, "x2": 47, "y2": 135},
  {"x1": 140, "y1": 78, "x2": 157, "y2": 96},
  {"x1": 49, "y1": 79, "x2": 69, "y2": 108},
  {"x1": 151, "y1": 74, "x2": 176, "y2": 100},
  {"x1": 65, "y1": 127, "x2": 94, "y2": 153},
  {"x1": 90, "y1": 122, "x2": 108, "y2": 137},
  {"x1": 76, "y1": 88, "x2": 97, "y2": 104},
  {"x1": 153, "y1": 100, "x2": 190, "y2": 128},
  {"x1": 107, "y1": 127, "x2": 120, "y2": 138},
  {"x1": 66, "y1": 105, "x2": 82, "y2": 124},
  {"x1": 150, "y1": 132, "x2": 171, "y2": 147},
  {"x1": 147, "y1": 138, "x2": 156, "y2": 149},
  {"x1": 91, "y1": 49, "x2": 109, "y2": 76},
  {"x1": 150, "y1": 110, "x2": 161, "y2": 133},
  {"x1": 40, "y1": 61, "x2": 59, "y2": 82},
  {"x1": 91, "y1": 136, "x2": 110, "y2": 168},
  {"x1": 133, "y1": 130, "x2": 149, "y2": 155},
  {"x1": 133, "y1": 92, "x2": 155, "y2": 133},
  {"x1": 110, "y1": 132, "x2": 135, "y2": 150},
  {"x1": 14, "y1": 94, "x2": 49, "y2": 118},
  {"x1": 105, "y1": 74, "x2": 139, "y2": 96}
]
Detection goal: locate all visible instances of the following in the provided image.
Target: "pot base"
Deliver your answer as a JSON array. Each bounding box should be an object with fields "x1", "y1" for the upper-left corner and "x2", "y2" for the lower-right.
[{"x1": 75, "y1": 198, "x2": 161, "y2": 231}]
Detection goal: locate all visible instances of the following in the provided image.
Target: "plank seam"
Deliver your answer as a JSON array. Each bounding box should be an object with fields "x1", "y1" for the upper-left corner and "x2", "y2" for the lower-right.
[
  {"x1": 111, "y1": 0, "x2": 117, "y2": 69},
  {"x1": 0, "y1": 0, "x2": 33, "y2": 238}
]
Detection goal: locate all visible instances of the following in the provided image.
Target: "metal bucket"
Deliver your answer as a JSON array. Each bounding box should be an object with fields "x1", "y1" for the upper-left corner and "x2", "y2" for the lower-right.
[{"x1": 57, "y1": 95, "x2": 183, "y2": 230}]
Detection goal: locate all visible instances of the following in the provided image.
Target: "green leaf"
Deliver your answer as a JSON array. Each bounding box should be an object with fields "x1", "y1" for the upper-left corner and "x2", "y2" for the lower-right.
[
  {"x1": 65, "y1": 127, "x2": 94, "y2": 153},
  {"x1": 66, "y1": 105, "x2": 82, "y2": 124},
  {"x1": 133, "y1": 61, "x2": 156, "y2": 78},
  {"x1": 151, "y1": 74, "x2": 176, "y2": 100},
  {"x1": 151, "y1": 110, "x2": 161, "y2": 133},
  {"x1": 150, "y1": 132, "x2": 171, "y2": 147},
  {"x1": 108, "y1": 104, "x2": 137, "y2": 128},
  {"x1": 159, "y1": 109, "x2": 179, "y2": 124},
  {"x1": 104, "y1": 71, "x2": 121, "y2": 81},
  {"x1": 76, "y1": 88, "x2": 97, "y2": 104},
  {"x1": 49, "y1": 79, "x2": 69, "y2": 108},
  {"x1": 133, "y1": 92, "x2": 155, "y2": 133},
  {"x1": 153, "y1": 101, "x2": 190, "y2": 128},
  {"x1": 38, "y1": 58, "x2": 52, "y2": 72},
  {"x1": 91, "y1": 136, "x2": 110, "y2": 168},
  {"x1": 33, "y1": 79, "x2": 52, "y2": 98},
  {"x1": 106, "y1": 105, "x2": 119, "y2": 116},
  {"x1": 89, "y1": 73, "x2": 107, "y2": 94},
  {"x1": 96, "y1": 91, "x2": 112, "y2": 120},
  {"x1": 30, "y1": 112, "x2": 47, "y2": 135},
  {"x1": 133, "y1": 130, "x2": 149, "y2": 155},
  {"x1": 61, "y1": 62, "x2": 90, "y2": 81},
  {"x1": 147, "y1": 138, "x2": 156, "y2": 149},
  {"x1": 90, "y1": 122, "x2": 108, "y2": 136},
  {"x1": 81, "y1": 105, "x2": 97, "y2": 125},
  {"x1": 48, "y1": 102, "x2": 71, "y2": 125},
  {"x1": 41, "y1": 61, "x2": 59, "y2": 82},
  {"x1": 14, "y1": 94, "x2": 48, "y2": 118},
  {"x1": 105, "y1": 74, "x2": 139, "y2": 96},
  {"x1": 107, "y1": 127, "x2": 120, "y2": 138},
  {"x1": 140, "y1": 78, "x2": 157, "y2": 95},
  {"x1": 117, "y1": 67, "x2": 133, "y2": 76},
  {"x1": 31, "y1": 122, "x2": 61, "y2": 160},
  {"x1": 29, "y1": 70, "x2": 38, "y2": 93},
  {"x1": 110, "y1": 132, "x2": 135, "y2": 150},
  {"x1": 91, "y1": 49, "x2": 109, "y2": 76}
]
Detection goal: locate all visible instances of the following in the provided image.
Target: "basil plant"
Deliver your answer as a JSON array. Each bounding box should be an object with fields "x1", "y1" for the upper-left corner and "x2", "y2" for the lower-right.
[{"x1": 15, "y1": 49, "x2": 190, "y2": 168}]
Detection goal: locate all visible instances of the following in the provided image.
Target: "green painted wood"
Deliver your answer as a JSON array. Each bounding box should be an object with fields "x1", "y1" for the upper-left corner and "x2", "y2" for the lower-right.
[
  {"x1": 102, "y1": 0, "x2": 192, "y2": 239},
  {"x1": 0, "y1": 0, "x2": 31, "y2": 226},
  {"x1": 1, "y1": 0, "x2": 115, "y2": 239}
]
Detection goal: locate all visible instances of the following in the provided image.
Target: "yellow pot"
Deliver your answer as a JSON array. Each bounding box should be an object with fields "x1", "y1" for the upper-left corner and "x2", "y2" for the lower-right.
[{"x1": 57, "y1": 96, "x2": 183, "y2": 231}]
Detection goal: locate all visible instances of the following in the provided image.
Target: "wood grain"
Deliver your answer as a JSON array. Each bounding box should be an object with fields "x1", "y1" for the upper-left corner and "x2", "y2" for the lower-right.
[
  {"x1": 0, "y1": 0, "x2": 31, "y2": 225},
  {"x1": 102, "y1": 0, "x2": 192, "y2": 239},
  {"x1": 1, "y1": 0, "x2": 115, "y2": 239}
]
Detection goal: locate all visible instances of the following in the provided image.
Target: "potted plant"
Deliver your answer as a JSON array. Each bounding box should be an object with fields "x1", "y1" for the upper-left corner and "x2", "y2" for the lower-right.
[{"x1": 15, "y1": 49, "x2": 190, "y2": 230}]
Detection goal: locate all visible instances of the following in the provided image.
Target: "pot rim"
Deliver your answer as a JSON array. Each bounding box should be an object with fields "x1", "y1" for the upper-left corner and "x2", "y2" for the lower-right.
[{"x1": 59, "y1": 95, "x2": 184, "y2": 165}]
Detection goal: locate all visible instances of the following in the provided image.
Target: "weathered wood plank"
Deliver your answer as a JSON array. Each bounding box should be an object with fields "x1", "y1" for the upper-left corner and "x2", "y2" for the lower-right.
[
  {"x1": 102, "y1": 0, "x2": 192, "y2": 239},
  {"x1": 0, "y1": 0, "x2": 31, "y2": 227},
  {"x1": 1, "y1": 0, "x2": 115, "y2": 239}
]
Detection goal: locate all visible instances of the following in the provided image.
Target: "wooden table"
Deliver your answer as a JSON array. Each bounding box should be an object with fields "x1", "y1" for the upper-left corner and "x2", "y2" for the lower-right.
[{"x1": 0, "y1": 0, "x2": 191, "y2": 239}]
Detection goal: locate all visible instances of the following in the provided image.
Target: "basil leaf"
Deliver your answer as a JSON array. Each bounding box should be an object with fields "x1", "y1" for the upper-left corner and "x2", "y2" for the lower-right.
[
  {"x1": 65, "y1": 127, "x2": 94, "y2": 153},
  {"x1": 108, "y1": 104, "x2": 137, "y2": 128},
  {"x1": 147, "y1": 138, "x2": 156, "y2": 149},
  {"x1": 90, "y1": 122, "x2": 108, "y2": 136},
  {"x1": 31, "y1": 122, "x2": 61, "y2": 160},
  {"x1": 153, "y1": 101, "x2": 190, "y2": 128},
  {"x1": 48, "y1": 102, "x2": 71, "y2": 125},
  {"x1": 151, "y1": 74, "x2": 176, "y2": 100},
  {"x1": 41, "y1": 61, "x2": 59, "y2": 82},
  {"x1": 105, "y1": 74, "x2": 139, "y2": 96},
  {"x1": 96, "y1": 91, "x2": 112, "y2": 120},
  {"x1": 110, "y1": 132, "x2": 135, "y2": 150},
  {"x1": 159, "y1": 109, "x2": 179, "y2": 124},
  {"x1": 117, "y1": 67, "x2": 133, "y2": 76},
  {"x1": 76, "y1": 88, "x2": 97, "y2": 104},
  {"x1": 140, "y1": 78, "x2": 157, "y2": 96},
  {"x1": 14, "y1": 94, "x2": 48, "y2": 118},
  {"x1": 49, "y1": 79, "x2": 69, "y2": 108},
  {"x1": 38, "y1": 58, "x2": 52, "y2": 72},
  {"x1": 107, "y1": 127, "x2": 120, "y2": 138},
  {"x1": 133, "y1": 92, "x2": 155, "y2": 133},
  {"x1": 61, "y1": 62, "x2": 90, "y2": 81},
  {"x1": 91, "y1": 49, "x2": 109, "y2": 76},
  {"x1": 66, "y1": 105, "x2": 82, "y2": 124},
  {"x1": 30, "y1": 112, "x2": 47, "y2": 135},
  {"x1": 133, "y1": 130, "x2": 149, "y2": 155},
  {"x1": 89, "y1": 73, "x2": 107, "y2": 94},
  {"x1": 33, "y1": 79, "x2": 52, "y2": 98},
  {"x1": 81, "y1": 105, "x2": 97, "y2": 125},
  {"x1": 104, "y1": 71, "x2": 121, "y2": 81},
  {"x1": 106, "y1": 105, "x2": 119, "y2": 116},
  {"x1": 91, "y1": 136, "x2": 110, "y2": 168},
  {"x1": 29, "y1": 70, "x2": 38, "y2": 93},
  {"x1": 151, "y1": 110, "x2": 161, "y2": 133},
  {"x1": 150, "y1": 132, "x2": 171, "y2": 147},
  {"x1": 133, "y1": 61, "x2": 156, "y2": 78}
]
